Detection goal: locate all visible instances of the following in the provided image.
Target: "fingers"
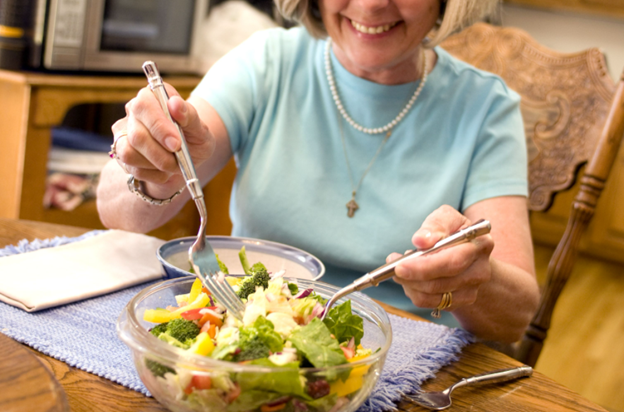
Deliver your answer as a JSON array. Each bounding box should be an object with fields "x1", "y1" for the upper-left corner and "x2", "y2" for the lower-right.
[
  {"x1": 112, "y1": 113, "x2": 179, "y2": 176},
  {"x1": 412, "y1": 205, "x2": 471, "y2": 249},
  {"x1": 110, "y1": 83, "x2": 214, "y2": 186},
  {"x1": 393, "y1": 246, "x2": 492, "y2": 290},
  {"x1": 127, "y1": 86, "x2": 182, "y2": 154},
  {"x1": 394, "y1": 254, "x2": 491, "y2": 310},
  {"x1": 386, "y1": 206, "x2": 495, "y2": 311},
  {"x1": 400, "y1": 286, "x2": 480, "y2": 309}
]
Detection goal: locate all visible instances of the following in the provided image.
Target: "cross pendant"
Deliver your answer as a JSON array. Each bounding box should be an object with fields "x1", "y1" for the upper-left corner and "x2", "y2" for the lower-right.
[{"x1": 346, "y1": 197, "x2": 359, "y2": 218}]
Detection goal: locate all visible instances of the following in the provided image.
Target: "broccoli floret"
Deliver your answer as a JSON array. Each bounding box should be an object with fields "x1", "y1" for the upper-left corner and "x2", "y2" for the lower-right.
[
  {"x1": 166, "y1": 318, "x2": 201, "y2": 343},
  {"x1": 236, "y1": 247, "x2": 271, "y2": 299},
  {"x1": 250, "y1": 262, "x2": 268, "y2": 275},
  {"x1": 237, "y1": 268, "x2": 270, "y2": 300},
  {"x1": 145, "y1": 358, "x2": 176, "y2": 378},
  {"x1": 287, "y1": 282, "x2": 299, "y2": 296},
  {"x1": 233, "y1": 336, "x2": 271, "y2": 362},
  {"x1": 158, "y1": 333, "x2": 191, "y2": 349},
  {"x1": 149, "y1": 322, "x2": 169, "y2": 337}
]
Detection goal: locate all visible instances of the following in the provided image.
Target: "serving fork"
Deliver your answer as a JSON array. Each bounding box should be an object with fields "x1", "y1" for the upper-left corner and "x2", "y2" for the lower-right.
[
  {"x1": 142, "y1": 61, "x2": 245, "y2": 321},
  {"x1": 320, "y1": 219, "x2": 491, "y2": 320}
]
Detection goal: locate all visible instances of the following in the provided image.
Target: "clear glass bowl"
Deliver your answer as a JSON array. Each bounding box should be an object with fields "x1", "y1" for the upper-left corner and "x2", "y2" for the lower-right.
[{"x1": 117, "y1": 277, "x2": 392, "y2": 412}]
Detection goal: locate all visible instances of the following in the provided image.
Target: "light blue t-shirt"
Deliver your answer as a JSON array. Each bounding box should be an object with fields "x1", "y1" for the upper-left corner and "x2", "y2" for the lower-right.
[{"x1": 192, "y1": 27, "x2": 527, "y2": 325}]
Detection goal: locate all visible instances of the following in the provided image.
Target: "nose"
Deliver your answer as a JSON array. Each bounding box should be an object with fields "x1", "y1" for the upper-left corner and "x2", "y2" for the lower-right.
[{"x1": 352, "y1": 0, "x2": 390, "y2": 14}]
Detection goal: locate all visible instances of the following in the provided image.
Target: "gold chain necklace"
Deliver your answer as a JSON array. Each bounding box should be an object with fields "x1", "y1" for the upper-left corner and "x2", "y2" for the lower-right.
[
  {"x1": 325, "y1": 40, "x2": 429, "y2": 217},
  {"x1": 338, "y1": 116, "x2": 390, "y2": 217}
]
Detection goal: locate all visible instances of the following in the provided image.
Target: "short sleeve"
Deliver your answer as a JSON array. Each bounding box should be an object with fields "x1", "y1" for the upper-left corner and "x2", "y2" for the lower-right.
[
  {"x1": 190, "y1": 29, "x2": 278, "y2": 154},
  {"x1": 462, "y1": 82, "x2": 528, "y2": 210}
]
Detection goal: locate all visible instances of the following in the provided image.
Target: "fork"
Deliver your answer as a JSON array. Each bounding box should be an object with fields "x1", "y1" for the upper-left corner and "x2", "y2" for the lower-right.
[
  {"x1": 142, "y1": 61, "x2": 245, "y2": 321},
  {"x1": 320, "y1": 219, "x2": 491, "y2": 320},
  {"x1": 403, "y1": 366, "x2": 533, "y2": 410}
]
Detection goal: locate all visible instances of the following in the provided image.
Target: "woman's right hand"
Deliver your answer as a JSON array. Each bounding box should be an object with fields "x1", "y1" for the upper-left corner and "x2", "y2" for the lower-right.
[{"x1": 110, "y1": 83, "x2": 216, "y2": 193}]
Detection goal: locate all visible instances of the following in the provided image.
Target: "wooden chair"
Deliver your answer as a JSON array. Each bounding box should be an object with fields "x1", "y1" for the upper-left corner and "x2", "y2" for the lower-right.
[{"x1": 441, "y1": 22, "x2": 624, "y2": 367}]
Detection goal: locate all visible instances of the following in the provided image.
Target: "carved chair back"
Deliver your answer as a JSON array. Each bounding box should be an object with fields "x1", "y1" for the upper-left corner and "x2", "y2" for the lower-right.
[{"x1": 441, "y1": 22, "x2": 624, "y2": 366}]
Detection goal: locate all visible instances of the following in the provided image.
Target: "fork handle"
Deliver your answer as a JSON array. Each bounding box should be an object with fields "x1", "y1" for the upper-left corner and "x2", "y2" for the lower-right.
[
  {"x1": 142, "y1": 61, "x2": 204, "y2": 202},
  {"x1": 456, "y1": 366, "x2": 533, "y2": 390},
  {"x1": 352, "y1": 219, "x2": 491, "y2": 291}
]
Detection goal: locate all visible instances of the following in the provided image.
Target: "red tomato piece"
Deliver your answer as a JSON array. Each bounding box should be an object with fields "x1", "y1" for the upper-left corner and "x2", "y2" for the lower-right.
[
  {"x1": 184, "y1": 374, "x2": 212, "y2": 394},
  {"x1": 180, "y1": 308, "x2": 204, "y2": 320},
  {"x1": 340, "y1": 346, "x2": 355, "y2": 359}
]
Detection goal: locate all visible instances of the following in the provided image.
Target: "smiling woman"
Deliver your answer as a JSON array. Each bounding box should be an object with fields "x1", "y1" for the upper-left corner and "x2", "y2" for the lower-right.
[
  {"x1": 276, "y1": 0, "x2": 497, "y2": 44},
  {"x1": 97, "y1": 0, "x2": 540, "y2": 343}
]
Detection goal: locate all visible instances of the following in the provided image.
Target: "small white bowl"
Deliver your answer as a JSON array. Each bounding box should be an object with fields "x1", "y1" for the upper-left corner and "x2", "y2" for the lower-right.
[{"x1": 157, "y1": 236, "x2": 325, "y2": 281}]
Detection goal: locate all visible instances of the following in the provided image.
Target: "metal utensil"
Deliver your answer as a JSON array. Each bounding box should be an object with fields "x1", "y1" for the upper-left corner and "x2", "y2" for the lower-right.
[
  {"x1": 142, "y1": 61, "x2": 245, "y2": 320},
  {"x1": 320, "y1": 219, "x2": 491, "y2": 320},
  {"x1": 404, "y1": 366, "x2": 533, "y2": 410}
]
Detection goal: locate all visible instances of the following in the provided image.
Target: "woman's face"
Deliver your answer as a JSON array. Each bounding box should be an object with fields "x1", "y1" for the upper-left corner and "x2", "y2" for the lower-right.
[{"x1": 320, "y1": 0, "x2": 439, "y2": 83}]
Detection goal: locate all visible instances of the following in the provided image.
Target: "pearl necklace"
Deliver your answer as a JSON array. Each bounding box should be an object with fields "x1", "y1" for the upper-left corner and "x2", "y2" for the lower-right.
[{"x1": 324, "y1": 39, "x2": 429, "y2": 135}]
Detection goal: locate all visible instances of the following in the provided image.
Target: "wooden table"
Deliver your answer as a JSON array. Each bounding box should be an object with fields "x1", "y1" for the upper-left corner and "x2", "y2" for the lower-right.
[{"x1": 0, "y1": 218, "x2": 609, "y2": 412}]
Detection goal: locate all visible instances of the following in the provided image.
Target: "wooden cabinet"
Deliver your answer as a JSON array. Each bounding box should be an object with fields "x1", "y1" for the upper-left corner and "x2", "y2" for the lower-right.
[{"x1": 0, "y1": 70, "x2": 204, "y2": 240}]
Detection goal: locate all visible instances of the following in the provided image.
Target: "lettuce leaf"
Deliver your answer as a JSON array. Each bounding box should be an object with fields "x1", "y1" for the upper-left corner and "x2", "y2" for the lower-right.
[
  {"x1": 305, "y1": 393, "x2": 339, "y2": 411},
  {"x1": 186, "y1": 388, "x2": 228, "y2": 411},
  {"x1": 236, "y1": 358, "x2": 309, "y2": 399},
  {"x1": 226, "y1": 389, "x2": 282, "y2": 412},
  {"x1": 322, "y1": 300, "x2": 364, "y2": 346},
  {"x1": 288, "y1": 318, "x2": 347, "y2": 368}
]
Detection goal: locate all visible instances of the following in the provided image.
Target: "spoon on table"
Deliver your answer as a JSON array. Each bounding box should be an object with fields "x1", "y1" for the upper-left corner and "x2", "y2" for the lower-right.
[{"x1": 404, "y1": 366, "x2": 533, "y2": 410}]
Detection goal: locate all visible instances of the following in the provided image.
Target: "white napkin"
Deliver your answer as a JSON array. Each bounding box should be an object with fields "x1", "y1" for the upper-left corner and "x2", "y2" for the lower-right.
[{"x1": 0, "y1": 230, "x2": 166, "y2": 312}]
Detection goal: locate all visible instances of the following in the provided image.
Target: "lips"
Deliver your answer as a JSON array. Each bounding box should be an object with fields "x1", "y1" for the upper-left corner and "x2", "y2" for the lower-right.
[{"x1": 350, "y1": 19, "x2": 398, "y2": 34}]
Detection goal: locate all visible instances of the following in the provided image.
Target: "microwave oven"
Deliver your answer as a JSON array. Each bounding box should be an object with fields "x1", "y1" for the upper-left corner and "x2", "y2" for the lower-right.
[{"x1": 0, "y1": 0, "x2": 209, "y2": 75}]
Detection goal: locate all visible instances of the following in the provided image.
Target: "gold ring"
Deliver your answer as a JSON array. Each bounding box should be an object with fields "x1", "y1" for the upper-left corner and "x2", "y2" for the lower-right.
[
  {"x1": 109, "y1": 132, "x2": 130, "y2": 174},
  {"x1": 431, "y1": 292, "x2": 453, "y2": 319}
]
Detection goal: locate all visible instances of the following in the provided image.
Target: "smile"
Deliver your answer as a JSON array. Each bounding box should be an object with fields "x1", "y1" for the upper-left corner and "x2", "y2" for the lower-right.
[{"x1": 350, "y1": 20, "x2": 398, "y2": 34}]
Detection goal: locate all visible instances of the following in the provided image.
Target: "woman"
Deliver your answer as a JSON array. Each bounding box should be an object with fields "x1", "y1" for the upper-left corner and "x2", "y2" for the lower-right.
[{"x1": 97, "y1": 0, "x2": 540, "y2": 342}]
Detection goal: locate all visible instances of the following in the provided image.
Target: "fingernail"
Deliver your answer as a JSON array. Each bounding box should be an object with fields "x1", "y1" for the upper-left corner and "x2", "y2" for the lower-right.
[{"x1": 164, "y1": 137, "x2": 178, "y2": 151}]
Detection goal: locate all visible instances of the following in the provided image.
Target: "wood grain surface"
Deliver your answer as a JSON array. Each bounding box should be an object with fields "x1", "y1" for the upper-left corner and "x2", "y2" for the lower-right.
[
  {"x1": 0, "y1": 333, "x2": 69, "y2": 412},
  {"x1": 0, "y1": 218, "x2": 609, "y2": 412}
]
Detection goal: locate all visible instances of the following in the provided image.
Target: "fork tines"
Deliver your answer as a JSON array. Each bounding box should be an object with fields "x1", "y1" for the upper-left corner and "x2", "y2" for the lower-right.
[{"x1": 204, "y1": 271, "x2": 245, "y2": 320}]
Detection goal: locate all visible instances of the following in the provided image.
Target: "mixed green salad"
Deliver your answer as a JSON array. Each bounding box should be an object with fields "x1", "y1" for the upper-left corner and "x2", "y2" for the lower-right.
[{"x1": 142, "y1": 248, "x2": 373, "y2": 412}]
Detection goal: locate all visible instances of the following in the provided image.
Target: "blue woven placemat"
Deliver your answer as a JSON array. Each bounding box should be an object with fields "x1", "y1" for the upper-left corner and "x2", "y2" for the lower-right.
[{"x1": 0, "y1": 233, "x2": 474, "y2": 411}]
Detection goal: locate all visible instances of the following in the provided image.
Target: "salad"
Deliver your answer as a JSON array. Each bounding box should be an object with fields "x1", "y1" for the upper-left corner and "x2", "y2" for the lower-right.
[{"x1": 141, "y1": 248, "x2": 374, "y2": 412}]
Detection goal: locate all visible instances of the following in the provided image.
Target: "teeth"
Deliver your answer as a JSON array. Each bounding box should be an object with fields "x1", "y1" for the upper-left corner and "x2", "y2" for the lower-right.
[{"x1": 351, "y1": 20, "x2": 397, "y2": 34}]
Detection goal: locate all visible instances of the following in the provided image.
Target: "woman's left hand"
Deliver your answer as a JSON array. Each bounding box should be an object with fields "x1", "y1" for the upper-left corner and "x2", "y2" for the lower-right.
[{"x1": 388, "y1": 205, "x2": 494, "y2": 313}]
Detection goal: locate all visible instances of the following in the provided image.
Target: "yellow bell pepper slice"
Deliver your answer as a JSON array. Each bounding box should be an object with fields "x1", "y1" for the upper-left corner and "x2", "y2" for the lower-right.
[
  {"x1": 226, "y1": 276, "x2": 242, "y2": 286},
  {"x1": 143, "y1": 292, "x2": 211, "y2": 323},
  {"x1": 330, "y1": 375, "x2": 363, "y2": 397},
  {"x1": 143, "y1": 308, "x2": 173, "y2": 323},
  {"x1": 188, "y1": 332, "x2": 215, "y2": 356},
  {"x1": 329, "y1": 354, "x2": 371, "y2": 397},
  {"x1": 168, "y1": 292, "x2": 211, "y2": 319},
  {"x1": 188, "y1": 278, "x2": 203, "y2": 303}
]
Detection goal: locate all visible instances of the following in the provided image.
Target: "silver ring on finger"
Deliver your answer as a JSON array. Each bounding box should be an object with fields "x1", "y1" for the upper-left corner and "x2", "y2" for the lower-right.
[
  {"x1": 109, "y1": 131, "x2": 131, "y2": 174},
  {"x1": 431, "y1": 291, "x2": 453, "y2": 319}
]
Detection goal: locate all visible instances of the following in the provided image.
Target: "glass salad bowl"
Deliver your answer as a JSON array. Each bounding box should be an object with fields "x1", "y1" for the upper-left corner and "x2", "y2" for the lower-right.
[{"x1": 117, "y1": 277, "x2": 392, "y2": 412}]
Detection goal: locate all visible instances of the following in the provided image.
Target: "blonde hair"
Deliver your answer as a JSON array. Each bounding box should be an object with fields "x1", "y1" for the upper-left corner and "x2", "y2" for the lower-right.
[{"x1": 274, "y1": 0, "x2": 499, "y2": 45}]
